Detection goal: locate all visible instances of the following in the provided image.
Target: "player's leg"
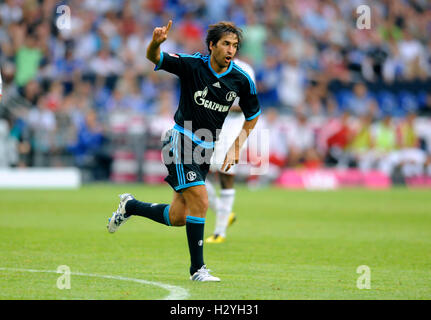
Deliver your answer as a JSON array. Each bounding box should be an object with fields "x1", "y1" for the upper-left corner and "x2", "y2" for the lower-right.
[
  {"x1": 216, "y1": 172, "x2": 236, "y2": 233},
  {"x1": 124, "y1": 196, "x2": 172, "y2": 225},
  {"x1": 206, "y1": 128, "x2": 238, "y2": 242},
  {"x1": 206, "y1": 171, "x2": 237, "y2": 243},
  {"x1": 181, "y1": 185, "x2": 208, "y2": 276},
  {"x1": 106, "y1": 190, "x2": 188, "y2": 232},
  {"x1": 220, "y1": 170, "x2": 235, "y2": 189},
  {"x1": 167, "y1": 191, "x2": 188, "y2": 226},
  {"x1": 220, "y1": 173, "x2": 236, "y2": 231},
  {"x1": 107, "y1": 128, "x2": 188, "y2": 232},
  {"x1": 205, "y1": 173, "x2": 219, "y2": 213},
  {"x1": 181, "y1": 185, "x2": 220, "y2": 281},
  {"x1": 128, "y1": 190, "x2": 189, "y2": 226}
]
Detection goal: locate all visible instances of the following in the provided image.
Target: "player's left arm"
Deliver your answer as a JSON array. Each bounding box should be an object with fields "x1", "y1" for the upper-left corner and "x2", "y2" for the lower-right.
[
  {"x1": 221, "y1": 115, "x2": 259, "y2": 172},
  {"x1": 221, "y1": 79, "x2": 261, "y2": 172}
]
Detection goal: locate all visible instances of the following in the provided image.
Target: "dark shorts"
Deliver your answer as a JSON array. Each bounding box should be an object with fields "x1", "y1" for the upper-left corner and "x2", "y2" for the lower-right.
[{"x1": 162, "y1": 125, "x2": 214, "y2": 193}]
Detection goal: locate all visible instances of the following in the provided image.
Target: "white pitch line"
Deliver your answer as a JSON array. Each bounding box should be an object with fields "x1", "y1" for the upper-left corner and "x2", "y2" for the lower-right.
[{"x1": 0, "y1": 267, "x2": 189, "y2": 300}]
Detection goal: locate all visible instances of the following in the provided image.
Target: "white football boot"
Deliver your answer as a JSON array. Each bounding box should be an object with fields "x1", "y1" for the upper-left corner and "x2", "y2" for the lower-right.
[
  {"x1": 107, "y1": 193, "x2": 135, "y2": 233},
  {"x1": 190, "y1": 265, "x2": 221, "y2": 282}
]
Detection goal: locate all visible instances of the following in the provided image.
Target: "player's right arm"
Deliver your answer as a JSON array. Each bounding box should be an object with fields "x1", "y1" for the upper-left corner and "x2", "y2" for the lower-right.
[
  {"x1": 147, "y1": 20, "x2": 192, "y2": 76},
  {"x1": 146, "y1": 20, "x2": 172, "y2": 66}
]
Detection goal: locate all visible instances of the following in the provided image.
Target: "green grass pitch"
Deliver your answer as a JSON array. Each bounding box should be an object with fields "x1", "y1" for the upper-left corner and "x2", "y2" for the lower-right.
[{"x1": 0, "y1": 184, "x2": 430, "y2": 300}]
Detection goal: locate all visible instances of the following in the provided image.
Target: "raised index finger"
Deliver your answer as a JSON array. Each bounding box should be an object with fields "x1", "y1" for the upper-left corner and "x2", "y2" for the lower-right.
[{"x1": 166, "y1": 20, "x2": 172, "y2": 32}]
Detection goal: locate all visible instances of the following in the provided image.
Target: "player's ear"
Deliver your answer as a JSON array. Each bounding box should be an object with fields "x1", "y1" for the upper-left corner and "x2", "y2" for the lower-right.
[{"x1": 209, "y1": 40, "x2": 215, "y2": 51}]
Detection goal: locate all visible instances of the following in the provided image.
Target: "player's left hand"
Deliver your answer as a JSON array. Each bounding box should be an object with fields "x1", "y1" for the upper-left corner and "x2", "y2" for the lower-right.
[{"x1": 221, "y1": 144, "x2": 240, "y2": 172}]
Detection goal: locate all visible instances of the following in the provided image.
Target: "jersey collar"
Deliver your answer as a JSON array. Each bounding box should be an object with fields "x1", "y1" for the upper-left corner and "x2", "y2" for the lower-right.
[{"x1": 207, "y1": 57, "x2": 233, "y2": 79}]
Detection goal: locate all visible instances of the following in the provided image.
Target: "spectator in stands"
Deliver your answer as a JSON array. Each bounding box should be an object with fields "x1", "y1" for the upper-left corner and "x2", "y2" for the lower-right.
[
  {"x1": 27, "y1": 96, "x2": 57, "y2": 166},
  {"x1": 382, "y1": 41, "x2": 405, "y2": 83},
  {"x1": 394, "y1": 112, "x2": 427, "y2": 178},
  {"x1": 0, "y1": 62, "x2": 18, "y2": 113},
  {"x1": 68, "y1": 109, "x2": 112, "y2": 180},
  {"x1": 255, "y1": 54, "x2": 280, "y2": 108},
  {"x1": 366, "y1": 33, "x2": 389, "y2": 81},
  {"x1": 369, "y1": 114, "x2": 398, "y2": 176},
  {"x1": 278, "y1": 53, "x2": 305, "y2": 111},
  {"x1": 260, "y1": 107, "x2": 289, "y2": 170},
  {"x1": 0, "y1": 0, "x2": 430, "y2": 185},
  {"x1": 345, "y1": 82, "x2": 378, "y2": 118},
  {"x1": 54, "y1": 48, "x2": 84, "y2": 87},
  {"x1": 0, "y1": 116, "x2": 17, "y2": 167},
  {"x1": 148, "y1": 90, "x2": 175, "y2": 139},
  {"x1": 89, "y1": 47, "x2": 124, "y2": 79},
  {"x1": 325, "y1": 111, "x2": 355, "y2": 168},
  {"x1": 0, "y1": 0, "x2": 23, "y2": 25},
  {"x1": 52, "y1": 94, "x2": 76, "y2": 167},
  {"x1": 418, "y1": 92, "x2": 431, "y2": 117},
  {"x1": 347, "y1": 113, "x2": 374, "y2": 170},
  {"x1": 286, "y1": 109, "x2": 319, "y2": 167},
  {"x1": 14, "y1": 34, "x2": 42, "y2": 88},
  {"x1": 398, "y1": 30, "x2": 427, "y2": 80},
  {"x1": 374, "y1": 114, "x2": 397, "y2": 154},
  {"x1": 4, "y1": 79, "x2": 41, "y2": 128},
  {"x1": 114, "y1": 69, "x2": 144, "y2": 112},
  {"x1": 44, "y1": 81, "x2": 64, "y2": 112},
  {"x1": 177, "y1": 12, "x2": 205, "y2": 53},
  {"x1": 241, "y1": 9, "x2": 267, "y2": 67},
  {"x1": 8, "y1": 114, "x2": 31, "y2": 167},
  {"x1": 247, "y1": 107, "x2": 288, "y2": 187}
]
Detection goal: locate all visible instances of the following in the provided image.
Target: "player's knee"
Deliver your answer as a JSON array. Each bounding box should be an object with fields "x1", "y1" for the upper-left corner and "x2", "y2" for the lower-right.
[
  {"x1": 171, "y1": 215, "x2": 186, "y2": 226},
  {"x1": 168, "y1": 206, "x2": 187, "y2": 226}
]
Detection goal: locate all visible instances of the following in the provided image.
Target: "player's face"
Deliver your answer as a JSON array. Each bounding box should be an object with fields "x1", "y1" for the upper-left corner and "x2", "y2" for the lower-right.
[{"x1": 210, "y1": 33, "x2": 238, "y2": 68}]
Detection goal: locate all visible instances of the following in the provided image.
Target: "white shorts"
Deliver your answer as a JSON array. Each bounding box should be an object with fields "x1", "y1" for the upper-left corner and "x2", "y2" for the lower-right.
[{"x1": 210, "y1": 112, "x2": 245, "y2": 175}]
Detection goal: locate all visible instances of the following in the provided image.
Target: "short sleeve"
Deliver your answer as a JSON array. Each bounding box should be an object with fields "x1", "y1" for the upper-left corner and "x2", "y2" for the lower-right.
[
  {"x1": 154, "y1": 52, "x2": 199, "y2": 77},
  {"x1": 154, "y1": 52, "x2": 187, "y2": 76},
  {"x1": 239, "y1": 77, "x2": 261, "y2": 121}
]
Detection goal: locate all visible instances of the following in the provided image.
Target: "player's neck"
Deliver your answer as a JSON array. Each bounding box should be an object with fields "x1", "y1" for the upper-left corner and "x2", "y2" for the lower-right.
[{"x1": 209, "y1": 55, "x2": 229, "y2": 75}]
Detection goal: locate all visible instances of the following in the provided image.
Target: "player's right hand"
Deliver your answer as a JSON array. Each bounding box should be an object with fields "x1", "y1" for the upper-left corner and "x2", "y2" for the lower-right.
[{"x1": 152, "y1": 20, "x2": 172, "y2": 45}]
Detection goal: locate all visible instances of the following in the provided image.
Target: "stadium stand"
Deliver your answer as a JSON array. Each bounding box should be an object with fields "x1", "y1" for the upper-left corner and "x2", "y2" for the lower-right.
[{"x1": 0, "y1": 0, "x2": 430, "y2": 187}]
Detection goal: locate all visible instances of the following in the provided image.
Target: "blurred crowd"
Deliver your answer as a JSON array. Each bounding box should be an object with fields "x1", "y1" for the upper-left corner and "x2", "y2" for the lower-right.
[{"x1": 0, "y1": 0, "x2": 431, "y2": 182}]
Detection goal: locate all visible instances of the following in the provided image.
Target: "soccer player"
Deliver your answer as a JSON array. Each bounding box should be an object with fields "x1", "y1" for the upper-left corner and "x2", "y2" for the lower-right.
[
  {"x1": 107, "y1": 20, "x2": 261, "y2": 281},
  {"x1": 205, "y1": 59, "x2": 256, "y2": 244}
]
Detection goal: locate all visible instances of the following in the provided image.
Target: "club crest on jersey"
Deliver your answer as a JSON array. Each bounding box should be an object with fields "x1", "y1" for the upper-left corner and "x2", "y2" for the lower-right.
[
  {"x1": 194, "y1": 86, "x2": 230, "y2": 112},
  {"x1": 226, "y1": 91, "x2": 237, "y2": 102},
  {"x1": 186, "y1": 171, "x2": 197, "y2": 181}
]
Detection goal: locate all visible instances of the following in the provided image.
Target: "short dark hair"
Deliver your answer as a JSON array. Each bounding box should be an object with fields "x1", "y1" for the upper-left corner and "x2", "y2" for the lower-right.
[{"x1": 206, "y1": 21, "x2": 243, "y2": 54}]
